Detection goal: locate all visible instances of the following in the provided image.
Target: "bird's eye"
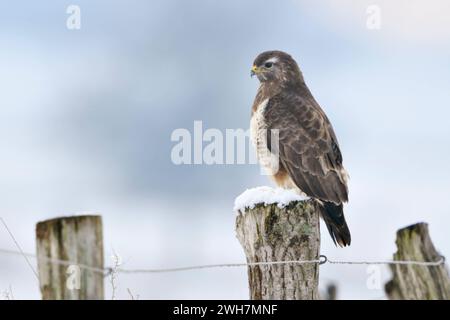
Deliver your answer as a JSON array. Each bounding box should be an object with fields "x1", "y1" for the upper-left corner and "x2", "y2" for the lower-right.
[{"x1": 264, "y1": 62, "x2": 273, "y2": 68}]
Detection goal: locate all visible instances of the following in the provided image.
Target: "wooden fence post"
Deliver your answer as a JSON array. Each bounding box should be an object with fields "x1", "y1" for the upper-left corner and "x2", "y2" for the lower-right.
[
  {"x1": 385, "y1": 222, "x2": 450, "y2": 300},
  {"x1": 235, "y1": 191, "x2": 320, "y2": 300},
  {"x1": 36, "y1": 215, "x2": 104, "y2": 300}
]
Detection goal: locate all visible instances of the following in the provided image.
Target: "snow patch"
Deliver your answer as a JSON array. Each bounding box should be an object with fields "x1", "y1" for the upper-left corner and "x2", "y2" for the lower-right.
[{"x1": 233, "y1": 186, "x2": 309, "y2": 214}]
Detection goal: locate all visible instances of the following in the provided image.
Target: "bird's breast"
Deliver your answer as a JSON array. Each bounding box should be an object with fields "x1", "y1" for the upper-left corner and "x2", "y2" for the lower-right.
[
  {"x1": 250, "y1": 98, "x2": 269, "y2": 153},
  {"x1": 250, "y1": 98, "x2": 278, "y2": 175},
  {"x1": 250, "y1": 97, "x2": 307, "y2": 195}
]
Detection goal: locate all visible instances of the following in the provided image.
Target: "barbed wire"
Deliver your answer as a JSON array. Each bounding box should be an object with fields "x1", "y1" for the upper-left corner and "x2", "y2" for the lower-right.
[
  {"x1": 325, "y1": 257, "x2": 445, "y2": 266},
  {"x1": 0, "y1": 248, "x2": 106, "y2": 274},
  {"x1": 0, "y1": 247, "x2": 445, "y2": 278},
  {"x1": 115, "y1": 258, "x2": 324, "y2": 275}
]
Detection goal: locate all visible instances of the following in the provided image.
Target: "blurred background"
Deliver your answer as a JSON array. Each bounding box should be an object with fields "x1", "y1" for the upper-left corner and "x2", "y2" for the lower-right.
[{"x1": 1, "y1": 0, "x2": 450, "y2": 299}]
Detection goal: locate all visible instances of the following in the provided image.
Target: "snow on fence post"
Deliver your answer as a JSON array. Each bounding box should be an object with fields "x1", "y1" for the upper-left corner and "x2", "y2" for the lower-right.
[
  {"x1": 234, "y1": 187, "x2": 320, "y2": 300},
  {"x1": 385, "y1": 222, "x2": 450, "y2": 300},
  {"x1": 36, "y1": 215, "x2": 104, "y2": 300}
]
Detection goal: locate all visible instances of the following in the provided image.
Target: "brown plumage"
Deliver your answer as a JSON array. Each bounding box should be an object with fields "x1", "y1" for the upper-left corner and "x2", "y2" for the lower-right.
[{"x1": 250, "y1": 50, "x2": 351, "y2": 247}]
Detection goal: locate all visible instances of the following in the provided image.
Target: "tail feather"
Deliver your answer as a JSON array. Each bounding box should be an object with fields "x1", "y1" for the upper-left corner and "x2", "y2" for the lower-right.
[{"x1": 318, "y1": 201, "x2": 351, "y2": 247}]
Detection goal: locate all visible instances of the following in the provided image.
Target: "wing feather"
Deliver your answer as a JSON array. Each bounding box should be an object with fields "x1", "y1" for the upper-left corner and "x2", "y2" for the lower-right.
[{"x1": 265, "y1": 92, "x2": 348, "y2": 204}]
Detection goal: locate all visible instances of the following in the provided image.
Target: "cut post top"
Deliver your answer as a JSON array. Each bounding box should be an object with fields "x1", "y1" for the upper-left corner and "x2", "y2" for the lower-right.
[{"x1": 234, "y1": 186, "x2": 310, "y2": 214}]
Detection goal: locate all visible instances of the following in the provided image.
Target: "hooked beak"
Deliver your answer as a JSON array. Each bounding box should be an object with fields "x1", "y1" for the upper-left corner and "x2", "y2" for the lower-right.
[{"x1": 250, "y1": 65, "x2": 259, "y2": 77}]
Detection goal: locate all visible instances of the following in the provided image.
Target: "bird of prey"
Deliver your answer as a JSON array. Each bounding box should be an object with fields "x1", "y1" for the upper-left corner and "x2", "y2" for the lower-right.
[{"x1": 250, "y1": 50, "x2": 351, "y2": 247}]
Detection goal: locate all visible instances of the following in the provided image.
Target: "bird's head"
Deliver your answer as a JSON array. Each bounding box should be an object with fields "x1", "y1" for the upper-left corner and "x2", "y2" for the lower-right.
[{"x1": 251, "y1": 50, "x2": 303, "y2": 85}]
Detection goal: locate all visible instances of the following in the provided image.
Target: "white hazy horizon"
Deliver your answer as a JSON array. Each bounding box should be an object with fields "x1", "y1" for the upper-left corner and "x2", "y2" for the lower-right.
[{"x1": 1, "y1": 0, "x2": 450, "y2": 299}]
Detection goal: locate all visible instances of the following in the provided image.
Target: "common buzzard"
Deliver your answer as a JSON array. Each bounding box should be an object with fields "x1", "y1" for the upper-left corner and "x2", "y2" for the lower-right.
[{"x1": 250, "y1": 50, "x2": 351, "y2": 247}]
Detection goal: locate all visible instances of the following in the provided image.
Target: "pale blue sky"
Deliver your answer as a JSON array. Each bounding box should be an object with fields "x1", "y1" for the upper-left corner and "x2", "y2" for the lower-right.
[{"x1": 1, "y1": 0, "x2": 449, "y2": 299}]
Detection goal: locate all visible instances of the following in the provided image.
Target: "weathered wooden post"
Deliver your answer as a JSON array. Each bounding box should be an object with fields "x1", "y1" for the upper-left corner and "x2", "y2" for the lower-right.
[
  {"x1": 235, "y1": 187, "x2": 320, "y2": 300},
  {"x1": 385, "y1": 223, "x2": 450, "y2": 300},
  {"x1": 36, "y1": 215, "x2": 104, "y2": 300}
]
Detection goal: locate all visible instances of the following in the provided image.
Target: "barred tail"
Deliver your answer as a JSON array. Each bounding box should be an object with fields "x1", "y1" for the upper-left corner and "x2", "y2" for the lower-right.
[{"x1": 318, "y1": 201, "x2": 351, "y2": 247}]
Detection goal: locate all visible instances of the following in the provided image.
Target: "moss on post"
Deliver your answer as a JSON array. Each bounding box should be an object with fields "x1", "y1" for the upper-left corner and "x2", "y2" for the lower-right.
[{"x1": 385, "y1": 223, "x2": 450, "y2": 300}]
